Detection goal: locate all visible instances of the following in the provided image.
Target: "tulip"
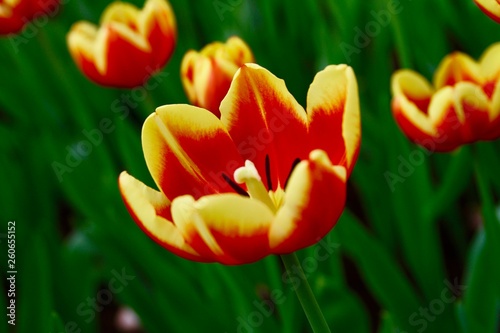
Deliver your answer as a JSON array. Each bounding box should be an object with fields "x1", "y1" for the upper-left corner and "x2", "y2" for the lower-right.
[
  {"x1": 474, "y1": 0, "x2": 500, "y2": 23},
  {"x1": 391, "y1": 43, "x2": 500, "y2": 152},
  {"x1": 0, "y1": 0, "x2": 59, "y2": 35},
  {"x1": 180, "y1": 36, "x2": 254, "y2": 117},
  {"x1": 66, "y1": 0, "x2": 176, "y2": 88},
  {"x1": 119, "y1": 63, "x2": 360, "y2": 265}
]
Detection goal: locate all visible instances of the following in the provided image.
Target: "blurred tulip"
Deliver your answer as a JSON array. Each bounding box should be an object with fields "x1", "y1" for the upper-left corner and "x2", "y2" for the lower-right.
[
  {"x1": 0, "y1": 0, "x2": 59, "y2": 35},
  {"x1": 391, "y1": 43, "x2": 500, "y2": 152},
  {"x1": 474, "y1": 0, "x2": 500, "y2": 23},
  {"x1": 180, "y1": 36, "x2": 254, "y2": 117},
  {"x1": 66, "y1": 0, "x2": 176, "y2": 88},
  {"x1": 119, "y1": 63, "x2": 360, "y2": 265}
]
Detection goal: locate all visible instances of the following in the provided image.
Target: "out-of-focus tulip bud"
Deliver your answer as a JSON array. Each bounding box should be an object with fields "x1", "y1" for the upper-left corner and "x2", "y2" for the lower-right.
[
  {"x1": 66, "y1": 0, "x2": 176, "y2": 88},
  {"x1": 180, "y1": 36, "x2": 254, "y2": 117},
  {"x1": 391, "y1": 43, "x2": 500, "y2": 152},
  {"x1": 0, "y1": 0, "x2": 59, "y2": 35}
]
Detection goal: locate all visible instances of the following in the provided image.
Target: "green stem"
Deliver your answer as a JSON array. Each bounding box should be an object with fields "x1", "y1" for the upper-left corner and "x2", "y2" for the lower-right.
[
  {"x1": 280, "y1": 253, "x2": 331, "y2": 333},
  {"x1": 423, "y1": 147, "x2": 472, "y2": 221},
  {"x1": 473, "y1": 147, "x2": 500, "y2": 276}
]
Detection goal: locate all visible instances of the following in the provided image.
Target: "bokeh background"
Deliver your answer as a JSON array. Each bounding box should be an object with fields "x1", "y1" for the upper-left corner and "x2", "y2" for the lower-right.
[{"x1": 1, "y1": 0, "x2": 499, "y2": 332}]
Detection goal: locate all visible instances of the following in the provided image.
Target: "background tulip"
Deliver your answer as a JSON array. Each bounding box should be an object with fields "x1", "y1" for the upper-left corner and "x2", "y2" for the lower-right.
[
  {"x1": 391, "y1": 43, "x2": 500, "y2": 151},
  {"x1": 66, "y1": 0, "x2": 176, "y2": 88},
  {"x1": 180, "y1": 36, "x2": 254, "y2": 117},
  {"x1": 0, "y1": 0, "x2": 59, "y2": 35}
]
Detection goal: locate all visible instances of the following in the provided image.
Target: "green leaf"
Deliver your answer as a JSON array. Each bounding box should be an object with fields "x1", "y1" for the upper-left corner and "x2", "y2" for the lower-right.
[
  {"x1": 50, "y1": 312, "x2": 65, "y2": 333},
  {"x1": 461, "y1": 230, "x2": 500, "y2": 333},
  {"x1": 335, "y1": 211, "x2": 421, "y2": 331},
  {"x1": 18, "y1": 235, "x2": 53, "y2": 333},
  {"x1": 424, "y1": 147, "x2": 473, "y2": 221}
]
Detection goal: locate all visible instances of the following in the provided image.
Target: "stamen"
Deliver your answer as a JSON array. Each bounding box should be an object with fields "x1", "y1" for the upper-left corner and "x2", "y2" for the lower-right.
[
  {"x1": 222, "y1": 174, "x2": 249, "y2": 197},
  {"x1": 234, "y1": 160, "x2": 276, "y2": 212},
  {"x1": 265, "y1": 155, "x2": 273, "y2": 190},
  {"x1": 234, "y1": 160, "x2": 261, "y2": 183},
  {"x1": 284, "y1": 158, "x2": 301, "y2": 189}
]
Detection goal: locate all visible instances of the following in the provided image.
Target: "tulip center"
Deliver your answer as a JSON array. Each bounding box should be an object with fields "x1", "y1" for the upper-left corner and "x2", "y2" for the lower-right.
[
  {"x1": 234, "y1": 160, "x2": 282, "y2": 213},
  {"x1": 268, "y1": 188, "x2": 285, "y2": 209}
]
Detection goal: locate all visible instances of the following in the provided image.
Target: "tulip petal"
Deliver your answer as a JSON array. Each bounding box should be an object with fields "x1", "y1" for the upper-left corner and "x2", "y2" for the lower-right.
[
  {"x1": 484, "y1": 81, "x2": 500, "y2": 140},
  {"x1": 67, "y1": 21, "x2": 152, "y2": 87},
  {"x1": 307, "y1": 65, "x2": 360, "y2": 175},
  {"x1": 172, "y1": 194, "x2": 274, "y2": 264},
  {"x1": 222, "y1": 36, "x2": 255, "y2": 67},
  {"x1": 220, "y1": 64, "x2": 309, "y2": 191},
  {"x1": 0, "y1": 2, "x2": 23, "y2": 35},
  {"x1": 0, "y1": 1, "x2": 17, "y2": 18},
  {"x1": 1, "y1": 0, "x2": 54, "y2": 35},
  {"x1": 424, "y1": 87, "x2": 465, "y2": 151},
  {"x1": 139, "y1": 0, "x2": 176, "y2": 72},
  {"x1": 391, "y1": 70, "x2": 436, "y2": 144},
  {"x1": 118, "y1": 172, "x2": 207, "y2": 262},
  {"x1": 100, "y1": 2, "x2": 140, "y2": 26},
  {"x1": 452, "y1": 82, "x2": 491, "y2": 142},
  {"x1": 195, "y1": 56, "x2": 235, "y2": 117},
  {"x1": 479, "y1": 42, "x2": 500, "y2": 106},
  {"x1": 180, "y1": 36, "x2": 253, "y2": 117},
  {"x1": 142, "y1": 105, "x2": 245, "y2": 200},
  {"x1": 479, "y1": 42, "x2": 500, "y2": 82},
  {"x1": 201, "y1": 59, "x2": 239, "y2": 117},
  {"x1": 97, "y1": 23, "x2": 151, "y2": 76},
  {"x1": 269, "y1": 150, "x2": 346, "y2": 253},
  {"x1": 433, "y1": 52, "x2": 482, "y2": 89},
  {"x1": 474, "y1": 0, "x2": 500, "y2": 23},
  {"x1": 486, "y1": 45, "x2": 500, "y2": 129},
  {"x1": 180, "y1": 51, "x2": 201, "y2": 107}
]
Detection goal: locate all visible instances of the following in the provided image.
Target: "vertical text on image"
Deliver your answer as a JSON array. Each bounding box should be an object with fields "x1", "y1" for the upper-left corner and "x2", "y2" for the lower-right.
[{"x1": 6, "y1": 221, "x2": 16, "y2": 326}]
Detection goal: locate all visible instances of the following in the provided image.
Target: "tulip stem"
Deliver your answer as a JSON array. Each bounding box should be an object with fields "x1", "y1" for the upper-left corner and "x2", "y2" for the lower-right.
[
  {"x1": 280, "y1": 253, "x2": 331, "y2": 333},
  {"x1": 473, "y1": 145, "x2": 500, "y2": 267}
]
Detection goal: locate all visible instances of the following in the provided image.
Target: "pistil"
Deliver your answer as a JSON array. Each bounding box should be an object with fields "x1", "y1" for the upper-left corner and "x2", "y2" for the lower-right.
[{"x1": 234, "y1": 160, "x2": 277, "y2": 213}]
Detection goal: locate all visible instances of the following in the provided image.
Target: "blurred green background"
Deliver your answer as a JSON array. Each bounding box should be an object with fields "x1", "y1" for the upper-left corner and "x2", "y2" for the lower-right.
[{"x1": 1, "y1": 0, "x2": 499, "y2": 332}]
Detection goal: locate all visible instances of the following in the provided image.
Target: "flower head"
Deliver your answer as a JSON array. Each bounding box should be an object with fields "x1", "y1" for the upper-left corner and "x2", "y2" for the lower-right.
[
  {"x1": 391, "y1": 43, "x2": 500, "y2": 151},
  {"x1": 474, "y1": 0, "x2": 500, "y2": 23},
  {"x1": 119, "y1": 63, "x2": 360, "y2": 264},
  {"x1": 0, "y1": 0, "x2": 59, "y2": 35},
  {"x1": 180, "y1": 36, "x2": 254, "y2": 117},
  {"x1": 66, "y1": 0, "x2": 176, "y2": 88}
]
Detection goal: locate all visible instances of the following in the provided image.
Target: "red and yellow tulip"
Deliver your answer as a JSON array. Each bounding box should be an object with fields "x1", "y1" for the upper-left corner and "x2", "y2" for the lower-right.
[
  {"x1": 119, "y1": 63, "x2": 360, "y2": 265},
  {"x1": 180, "y1": 36, "x2": 254, "y2": 117},
  {"x1": 0, "y1": 0, "x2": 59, "y2": 35},
  {"x1": 474, "y1": 0, "x2": 500, "y2": 23},
  {"x1": 66, "y1": 0, "x2": 176, "y2": 88},
  {"x1": 391, "y1": 43, "x2": 500, "y2": 152}
]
